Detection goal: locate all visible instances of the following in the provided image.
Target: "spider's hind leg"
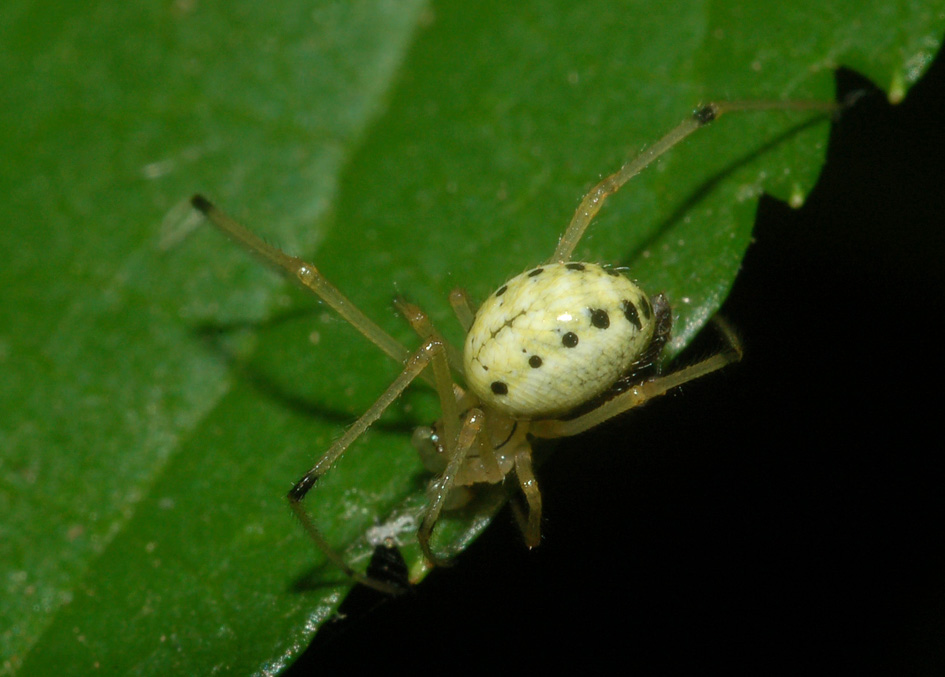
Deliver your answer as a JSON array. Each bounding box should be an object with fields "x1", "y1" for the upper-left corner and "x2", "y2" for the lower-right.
[{"x1": 530, "y1": 308, "x2": 742, "y2": 440}]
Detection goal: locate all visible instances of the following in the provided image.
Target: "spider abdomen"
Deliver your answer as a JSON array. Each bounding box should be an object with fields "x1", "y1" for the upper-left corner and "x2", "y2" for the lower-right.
[{"x1": 464, "y1": 262, "x2": 656, "y2": 418}]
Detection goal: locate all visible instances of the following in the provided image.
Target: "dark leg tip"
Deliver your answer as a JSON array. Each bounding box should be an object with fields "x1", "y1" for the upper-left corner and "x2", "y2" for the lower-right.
[
  {"x1": 693, "y1": 104, "x2": 718, "y2": 125},
  {"x1": 190, "y1": 194, "x2": 213, "y2": 213},
  {"x1": 288, "y1": 474, "x2": 317, "y2": 503}
]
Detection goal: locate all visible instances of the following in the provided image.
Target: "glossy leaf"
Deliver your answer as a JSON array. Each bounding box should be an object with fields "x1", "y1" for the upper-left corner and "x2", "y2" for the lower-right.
[{"x1": 1, "y1": 0, "x2": 941, "y2": 674}]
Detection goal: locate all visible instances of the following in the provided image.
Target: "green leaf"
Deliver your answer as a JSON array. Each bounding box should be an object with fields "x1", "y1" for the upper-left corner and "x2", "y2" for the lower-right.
[{"x1": 1, "y1": 0, "x2": 941, "y2": 674}]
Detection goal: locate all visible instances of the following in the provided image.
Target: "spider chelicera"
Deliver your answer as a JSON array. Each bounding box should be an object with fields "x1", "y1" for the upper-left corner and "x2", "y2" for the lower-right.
[{"x1": 192, "y1": 97, "x2": 838, "y2": 594}]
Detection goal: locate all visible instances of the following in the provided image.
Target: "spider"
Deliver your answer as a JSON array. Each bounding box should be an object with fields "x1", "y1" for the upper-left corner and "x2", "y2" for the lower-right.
[{"x1": 191, "y1": 97, "x2": 838, "y2": 594}]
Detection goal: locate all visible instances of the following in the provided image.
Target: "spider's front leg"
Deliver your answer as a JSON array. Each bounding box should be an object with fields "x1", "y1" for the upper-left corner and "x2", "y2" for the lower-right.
[
  {"x1": 550, "y1": 98, "x2": 841, "y2": 263},
  {"x1": 190, "y1": 195, "x2": 437, "y2": 386}
]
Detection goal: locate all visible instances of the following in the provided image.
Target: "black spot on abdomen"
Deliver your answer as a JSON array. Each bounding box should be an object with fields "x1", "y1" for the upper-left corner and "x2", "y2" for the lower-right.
[
  {"x1": 622, "y1": 299, "x2": 642, "y2": 330},
  {"x1": 640, "y1": 295, "x2": 652, "y2": 320},
  {"x1": 590, "y1": 308, "x2": 610, "y2": 329}
]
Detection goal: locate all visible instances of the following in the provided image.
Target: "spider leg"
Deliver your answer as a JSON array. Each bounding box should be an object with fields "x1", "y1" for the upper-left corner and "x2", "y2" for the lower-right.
[
  {"x1": 418, "y1": 408, "x2": 485, "y2": 567},
  {"x1": 394, "y1": 298, "x2": 497, "y2": 566},
  {"x1": 395, "y1": 297, "x2": 465, "y2": 382},
  {"x1": 530, "y1": 316, "x2": 742, "y2": 439},
  {"x1": 190, "y1": 196, "x2": 417, "y2": 371},
  {"x1": 549, "y1": 99, "x2": 840, "y2": 263},
  {"x1": 511, "y1": 445, "x2": 542, "y2": 548},
  {"x1": 448, "y1": 288, "x2": 475, "y2": 332},
  {"x1": 287, "y1": 335, "x2": 449, "y2": 595}
]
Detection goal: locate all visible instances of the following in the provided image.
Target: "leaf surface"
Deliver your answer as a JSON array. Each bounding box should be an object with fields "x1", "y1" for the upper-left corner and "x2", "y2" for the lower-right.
[{"x1": 1, "y1": 0, "x2": 941, "y2": 674}]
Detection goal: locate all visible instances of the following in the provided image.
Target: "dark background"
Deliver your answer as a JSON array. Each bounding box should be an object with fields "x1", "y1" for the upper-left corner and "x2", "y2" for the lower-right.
[{"x1": 290, "y1": 50, "x2": 944, "y2": 674}]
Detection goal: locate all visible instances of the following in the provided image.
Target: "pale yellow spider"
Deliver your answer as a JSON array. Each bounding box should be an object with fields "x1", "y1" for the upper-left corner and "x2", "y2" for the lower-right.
[{"x1": 192, "y1": 98, "x2": 838, "y2": 594}]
